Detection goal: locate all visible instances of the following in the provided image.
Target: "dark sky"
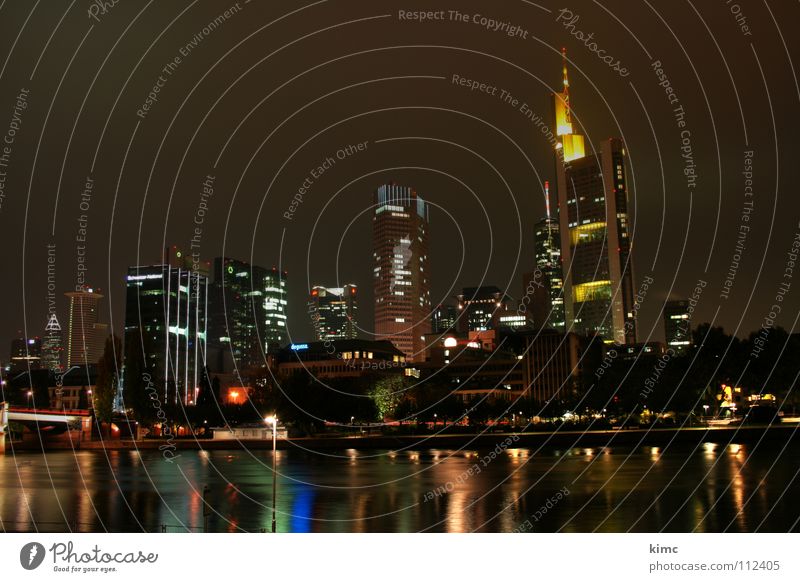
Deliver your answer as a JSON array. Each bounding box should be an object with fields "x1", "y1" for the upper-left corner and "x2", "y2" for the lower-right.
[{"x1": 1, "y1": 0, "x2": 798, "y2": 354}]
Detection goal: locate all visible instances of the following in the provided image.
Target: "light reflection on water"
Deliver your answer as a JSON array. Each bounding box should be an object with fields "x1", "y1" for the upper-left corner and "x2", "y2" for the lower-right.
[{"x1": 0, "y1": 442, "x2": 797, "y2": 533}]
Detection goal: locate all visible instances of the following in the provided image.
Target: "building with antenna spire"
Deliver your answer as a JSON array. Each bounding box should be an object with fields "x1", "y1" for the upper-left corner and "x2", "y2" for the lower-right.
[
  {"x1": 554, "y1": 47, "x2": 586, "y2": 162},
  {"x1": 42, "y1": 313, "x2": 63, "y2": 372},
  {"x1": 553, "y1": 49, "x2": 636, "y2": 344}
]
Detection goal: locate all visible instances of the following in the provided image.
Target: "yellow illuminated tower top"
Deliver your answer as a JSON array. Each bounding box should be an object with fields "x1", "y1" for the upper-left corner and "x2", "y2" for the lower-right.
[{"x1": 554, "y1": 48, "x2": 585, "y2": 162}]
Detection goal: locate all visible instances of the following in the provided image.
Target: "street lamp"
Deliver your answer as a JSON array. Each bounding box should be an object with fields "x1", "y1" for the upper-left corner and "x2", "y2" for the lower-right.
[
  {"x1": 26, "y1": 390, "x2": 33, "y2": 407},
  {"x1": 264, "y1": 415, "x2": 278, "y2": 533}
]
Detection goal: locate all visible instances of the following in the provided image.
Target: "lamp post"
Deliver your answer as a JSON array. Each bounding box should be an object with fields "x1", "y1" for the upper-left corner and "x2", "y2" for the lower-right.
[{"x1": 264, "y1": 415, "x2": 278, "y2": 533}]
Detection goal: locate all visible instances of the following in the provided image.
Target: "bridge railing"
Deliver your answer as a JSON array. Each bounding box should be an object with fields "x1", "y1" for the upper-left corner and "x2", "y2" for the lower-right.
[{"x1": 7, "y1": 406, "x2": 92, "y2": 416}]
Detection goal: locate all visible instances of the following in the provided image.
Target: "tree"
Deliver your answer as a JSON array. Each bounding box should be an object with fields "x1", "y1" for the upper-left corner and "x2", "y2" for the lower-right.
[
  {"x1": 369, "y1": 375, "x2": 406, "y2": 421},
  {"x1": 123, "y1": 330, "x2": 155, "y2": 424},
  {"x1": 94, "y1": 334, "x2": 121, "y2": 422}
]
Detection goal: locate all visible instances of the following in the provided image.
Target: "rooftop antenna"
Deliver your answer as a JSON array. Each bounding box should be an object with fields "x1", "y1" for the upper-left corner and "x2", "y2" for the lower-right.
[
  {"x1": 544, "y1": 180, "x2": 552, "y2": 220},
  {"x1": 561, "y1": 47, "x2": 571, "y2": 124}
]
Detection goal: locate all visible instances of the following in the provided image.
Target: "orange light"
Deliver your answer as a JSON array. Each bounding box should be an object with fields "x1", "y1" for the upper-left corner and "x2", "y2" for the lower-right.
[{"x1": 227, "y1": 388, "x2": 248, "y2": 405}]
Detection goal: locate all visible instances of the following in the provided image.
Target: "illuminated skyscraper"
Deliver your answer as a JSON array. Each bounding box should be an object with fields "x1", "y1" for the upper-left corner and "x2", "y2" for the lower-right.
[
  {"x1": 664, "y1": 300, "x2": 692, "y2": 354},
  {"x1": 554, "y1": 50, "x2": 636, "y2": 344},
  {"x1": 431, "y1": 304, "x2": 458, "y2": 334},
  {"x1": 208, "y1": 257, "x2": 270, "y2": 371},
  {"x1": 263, "y1": 267, "x2": 288, "y2": 350},
  {"x1": 309, "y1": 285, "x2": 358, "y2": 340},
  {"x1": 372, "y1": 183, "x2": 430, "y2": 361},
  {"x1": 124, "y1": 260, "x2": 208, "y2": 405},
  {"x1": 457, "y1": 286, "x2": 510, "y2": 332},
  {"x1": 532, "y1": 181, "x2": 565, "y2": 330},
  {"x1": 9, "y1": 336, "x2": 42, "y2": 373},
  {"x1": 64, "y1": 288, "x2": 105, "y2": 367}
]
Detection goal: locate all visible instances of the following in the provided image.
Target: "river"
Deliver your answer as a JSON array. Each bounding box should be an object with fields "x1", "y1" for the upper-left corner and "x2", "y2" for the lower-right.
[{"x1": 1, "y1": 441, "x2": 798, "y2": 532}]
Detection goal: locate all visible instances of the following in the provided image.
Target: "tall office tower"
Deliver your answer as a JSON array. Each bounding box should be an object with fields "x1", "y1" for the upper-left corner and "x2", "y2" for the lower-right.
[
  {"x1": 9, "y1": 336, "x2": 42, "y2": 373},
  {"x1": 372, "y1": 183, "x2": 431, "y2": 361},
  {"x1": 431, "y1": 304, "x2": 458, "y2": 334},
  {"x1": 64, "y1": 288, "x2": 105, "y2": 367},
  {"x1": 553, "y1": 50, "x2": 636, "y2": 344},
  {"x1": 164, "y1": 244, "x2": 210, "y2": 275},
  {"x1": 309, "y1": 285, "x2": 358, "y2": 340},
  {"x1": 124, "y1": 261, "x2": 208, "y2": 405},
  {"x1": 263, "y1": 267, "x2": 288, "y2": 350},
  {"x1": 663, "y1": 300, "x2": 692, "y2": 354},
  {"x1": 42, "y1": 313, "x2": 64, "y2": 372},
  {"x1": 208, "y1": 257, "x2": 269, "y2": 371},
  {"x1": 457, "y1": 286, "x2": 511, "y2": 332},
  {"x1": 532, "y1": 181, "x2": 565, "y2": 330}
]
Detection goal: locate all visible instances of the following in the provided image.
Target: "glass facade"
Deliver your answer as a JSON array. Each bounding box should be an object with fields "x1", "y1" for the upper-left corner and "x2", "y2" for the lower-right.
[
  {"x1": 208, "y1": 257, "x2": 270, "y2": 370},
  {"x1": 309, "y1": 285, "x2": 358, "y2": 340},
  {"x1": 124, "y1": 264, "x2": 208, "y2": 405},
  {"x1": 263, "y1": 267, "x2": 288, "y2": 349}
]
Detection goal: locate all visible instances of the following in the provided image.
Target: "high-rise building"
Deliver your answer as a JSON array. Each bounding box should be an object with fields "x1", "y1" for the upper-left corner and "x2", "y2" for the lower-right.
[
  {"x1": 263, "y1": 267, "x2": 288, "y2": 350},
  {"x1": 42, "y1": 313, "x2": 63, "y2": 372},
  {"x1": 553, "y1": 50, "x2": 636, "y2": 344},
  {"x1": 431, "y1": 304, "x2": 458, "y2": 334},
  {"x1": 664, "y1": 300, "x2": 692, "y2": 354},
  {"x1": 457, "y1": 286, "x2": 510, "y2": 332},
  {"x1": 372, "y1": 183, "x2": 431, "y2": 361},
  {"x1": 208, "y1": 257, "x2": 269, "y2": 371},
  {"x1": 164, "y1": 244, "x2": 210, "y2": 276},
  {"x1": 308, "y1": 285, "x2": 358, "y2": 340},
  {"x1": 124, "y1": 260, "x2": 208, "y2": 405},
  {"x1": 531, "y1": 181, "x2": 565, "y2": 330},
  {"x1": 9, "y1": 336, "x2": 42, "y2": 373},
  {"x1": 496, "y1": 308, "x2": 528, "y2": 330},
  {"x1": 64, "y1": 288, "x2": 105, "y2": 367}
]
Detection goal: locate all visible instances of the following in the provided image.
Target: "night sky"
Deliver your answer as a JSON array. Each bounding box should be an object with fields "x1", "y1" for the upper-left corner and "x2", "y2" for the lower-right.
[{"x1": 0, "y1": 0, "x2": 798, "y2": 353}]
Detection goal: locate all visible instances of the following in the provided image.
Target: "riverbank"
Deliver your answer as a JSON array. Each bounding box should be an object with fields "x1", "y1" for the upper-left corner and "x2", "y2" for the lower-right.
[{"x1": 8, "y1": 424, "x2": 798, "y2": 452}]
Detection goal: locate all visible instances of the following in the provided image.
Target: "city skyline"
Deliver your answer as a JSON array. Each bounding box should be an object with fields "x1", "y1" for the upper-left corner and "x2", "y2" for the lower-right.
[
  {"x1": 0, "y1": 0, "x2": 798, "y2": 542},
  {"x1": 3, "y1": 52, "x2": 661, "y2": 363},
  {"x1": 2, "y1": 3, "x2": 796, "y2": 357}
]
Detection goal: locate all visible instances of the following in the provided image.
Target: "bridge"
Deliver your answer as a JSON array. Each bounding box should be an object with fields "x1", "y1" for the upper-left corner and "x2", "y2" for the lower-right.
[{"x1": 0, "y1": 402, "x2": 92, "y2": 452}]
